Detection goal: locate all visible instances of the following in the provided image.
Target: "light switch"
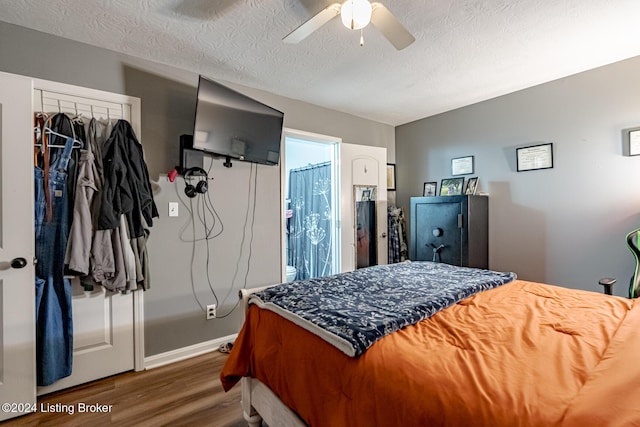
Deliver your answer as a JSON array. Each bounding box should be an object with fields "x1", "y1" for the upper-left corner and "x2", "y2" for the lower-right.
[{"x1": 168, "y1": 202, "x2": 179, "y2": 217}]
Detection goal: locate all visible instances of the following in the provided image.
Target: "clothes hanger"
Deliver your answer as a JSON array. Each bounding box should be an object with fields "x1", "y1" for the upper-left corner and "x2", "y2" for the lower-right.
[
  {"x1": 40, "y1": 126, "x2": 83, "y2": 149},
  {"x1": 71, "y1": 102, "x2": 85, "y2": 124},
  {"x1": 33, "y1": 114, "x2": 83, "y2": 149}
]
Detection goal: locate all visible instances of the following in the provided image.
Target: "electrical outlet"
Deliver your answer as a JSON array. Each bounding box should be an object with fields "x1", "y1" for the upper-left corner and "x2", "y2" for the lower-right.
[{"x1": 206, "y1": 304, "x2": 217, "y2": 320}]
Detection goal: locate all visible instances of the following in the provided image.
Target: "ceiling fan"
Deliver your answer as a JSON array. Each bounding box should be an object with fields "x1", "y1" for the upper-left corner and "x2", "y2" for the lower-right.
[{"x1": 283, "y1": 0, "x2": 415, "y2": 50}]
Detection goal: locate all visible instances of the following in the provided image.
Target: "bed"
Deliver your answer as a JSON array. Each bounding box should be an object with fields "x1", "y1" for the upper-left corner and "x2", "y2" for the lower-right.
[{"x1": 220, "y1": 261, "x2": 640, "y2": 427}]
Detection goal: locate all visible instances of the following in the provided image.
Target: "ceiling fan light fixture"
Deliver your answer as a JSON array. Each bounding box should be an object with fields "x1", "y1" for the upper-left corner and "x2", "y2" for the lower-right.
[{"x1": 340, "y1": 0, "x2": 372, "y2": 30}]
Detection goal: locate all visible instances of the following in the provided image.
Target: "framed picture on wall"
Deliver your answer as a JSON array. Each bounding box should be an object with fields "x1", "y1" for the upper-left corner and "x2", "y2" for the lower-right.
[
  {"x1": 386, "y1": 163, "x2": 396, "y2": 190},
  {"x1": 423, "y1": 182, "x2": 437, "y2": 197},
  {"x1": 451, "y1": 156, "x2": 474, "y2": 175},
  {"x1": 516, "y1": 143, "x2": 553, "y2": 172},
  {"x1": 623, "y1": 127, "x2": 640, "y2": 156},
  {"x1": 440, "y1": 177, "x2": 464, "y2": 196},
  {"x1": 464, "y1": 177, "x2": 478, "y2": 195}
]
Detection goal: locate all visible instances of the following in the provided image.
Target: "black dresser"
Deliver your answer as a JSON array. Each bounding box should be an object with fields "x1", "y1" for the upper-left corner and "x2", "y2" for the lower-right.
[{"x1": 409, "y1": 195, "x2": 488, "y2": 268}]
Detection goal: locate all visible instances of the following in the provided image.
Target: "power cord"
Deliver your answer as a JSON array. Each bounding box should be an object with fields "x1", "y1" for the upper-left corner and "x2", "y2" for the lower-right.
[{"x1": 216, "y1": 162, "x2": 258, "y2": 318}]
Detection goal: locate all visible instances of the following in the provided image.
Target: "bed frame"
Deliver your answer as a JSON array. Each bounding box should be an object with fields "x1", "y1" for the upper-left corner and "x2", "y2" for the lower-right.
[{"x1": 238, "y1": 287, "x2": 306, "y2": 427}]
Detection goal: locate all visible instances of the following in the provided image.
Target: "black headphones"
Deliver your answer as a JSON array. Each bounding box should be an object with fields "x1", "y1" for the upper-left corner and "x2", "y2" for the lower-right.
[{"x1": 183, "y1": 167, "x2": 208, "y2": 198}]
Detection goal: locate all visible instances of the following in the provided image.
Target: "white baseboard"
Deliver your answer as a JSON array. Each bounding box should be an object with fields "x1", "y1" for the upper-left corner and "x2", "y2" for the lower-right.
[{"x1": 143, "y1": 333, "x2": 237, "y2": 370}]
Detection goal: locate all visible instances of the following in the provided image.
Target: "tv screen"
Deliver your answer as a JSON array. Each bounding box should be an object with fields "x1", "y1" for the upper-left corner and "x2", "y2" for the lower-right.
[{"x1": 192, "y1": 76, "x2": 284, "y2": 166}]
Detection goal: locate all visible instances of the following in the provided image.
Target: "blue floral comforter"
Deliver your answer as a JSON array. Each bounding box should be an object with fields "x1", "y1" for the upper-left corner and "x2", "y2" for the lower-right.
[{"x1": 250, "y1": 261, "x2": 516, "y2": 357}]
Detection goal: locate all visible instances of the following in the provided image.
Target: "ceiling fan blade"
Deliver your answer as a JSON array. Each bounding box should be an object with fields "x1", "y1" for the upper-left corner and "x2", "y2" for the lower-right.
[
  {"x1": 283, "y1": 3, "x2": 342, "y2": 44},
  {"x1": 370, "y1": 3, "x2": 415, "y2": 50}
]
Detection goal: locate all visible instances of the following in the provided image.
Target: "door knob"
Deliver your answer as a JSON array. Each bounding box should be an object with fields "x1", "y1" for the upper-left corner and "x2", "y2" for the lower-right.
[
  {"x1": 10, "y1": 257, "x2": 27, "y2": 269},
  {"x1": 380, "y1": 232, "x2": 387, "y2": 238}
]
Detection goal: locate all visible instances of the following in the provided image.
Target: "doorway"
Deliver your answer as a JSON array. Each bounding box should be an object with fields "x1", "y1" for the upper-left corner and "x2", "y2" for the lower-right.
[
  {"x1": 282, "y1": 130, "x2": 340, "y2": 281},
  {"x1": 340, "y1": 143, "x2": 388, "y2": 271}
]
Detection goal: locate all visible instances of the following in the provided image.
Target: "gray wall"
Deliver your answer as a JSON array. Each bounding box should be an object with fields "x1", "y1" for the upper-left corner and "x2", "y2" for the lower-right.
[
  {"x1": 396, "y1": 55, "x2": 640, "y2": 296},
  {"x1": 0, "y1": 22, "x2": 395, "y2": 356}
]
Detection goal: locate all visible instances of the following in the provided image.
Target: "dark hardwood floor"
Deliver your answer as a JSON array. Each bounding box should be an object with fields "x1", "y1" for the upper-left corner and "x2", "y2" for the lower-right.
[{"x1": 2, "y1": 351, "x2": 246, "y2": 426}]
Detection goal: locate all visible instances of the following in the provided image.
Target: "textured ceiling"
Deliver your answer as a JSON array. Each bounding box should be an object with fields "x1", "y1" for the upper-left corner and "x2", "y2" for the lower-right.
[{"x1": 2, "y1": 0, "x2": 640, "y2": 126}]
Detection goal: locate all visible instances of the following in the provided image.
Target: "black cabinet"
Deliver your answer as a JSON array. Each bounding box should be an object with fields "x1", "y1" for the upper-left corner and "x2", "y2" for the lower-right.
[{"x1": 409, "y1": 195, "x2": 488, "y2": 268}]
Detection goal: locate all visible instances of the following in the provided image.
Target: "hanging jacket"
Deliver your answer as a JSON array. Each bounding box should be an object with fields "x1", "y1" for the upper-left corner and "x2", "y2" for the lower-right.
[
  {"x1": 98, "y1": 120, "x2": 158, "y2": 237},
  {"x1": 64, "y1": 147, "x2": 97, "y2": 275}
]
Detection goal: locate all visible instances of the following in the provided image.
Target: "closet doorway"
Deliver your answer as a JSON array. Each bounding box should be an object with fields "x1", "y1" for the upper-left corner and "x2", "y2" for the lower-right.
[{"x1": 282, "y1": 130, "x2": 340, "y2": 282}]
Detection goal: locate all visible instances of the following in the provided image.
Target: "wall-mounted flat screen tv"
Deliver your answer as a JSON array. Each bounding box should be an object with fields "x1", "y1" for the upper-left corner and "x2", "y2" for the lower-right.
[{"x1": 191, "y1": 75, "x2": 284, "y2": 166}]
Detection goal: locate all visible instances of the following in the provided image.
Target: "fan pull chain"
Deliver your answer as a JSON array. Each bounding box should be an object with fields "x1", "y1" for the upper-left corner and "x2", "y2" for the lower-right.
[{"x1": 360, "y1": 28, "x2": 364, "y2": 46}]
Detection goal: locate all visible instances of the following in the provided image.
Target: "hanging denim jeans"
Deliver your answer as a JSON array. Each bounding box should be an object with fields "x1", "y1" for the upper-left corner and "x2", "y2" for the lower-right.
[{"x1": 34, "y1": 136, "x2": 74, "y2": 386}]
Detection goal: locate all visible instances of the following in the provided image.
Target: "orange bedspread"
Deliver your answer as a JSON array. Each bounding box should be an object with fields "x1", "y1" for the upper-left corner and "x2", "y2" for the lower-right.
[{"x1": 221, "y1": 280, "x2": 640, "y2": 426}]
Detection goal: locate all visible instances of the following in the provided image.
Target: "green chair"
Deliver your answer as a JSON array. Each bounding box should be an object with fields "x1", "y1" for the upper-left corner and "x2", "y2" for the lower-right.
[
  {"x1": 626, "y1": 229, "x2": 640, "y2": 298},
  {"x1": 598, "y1": 229, "x2": 640, "y2": 298}
]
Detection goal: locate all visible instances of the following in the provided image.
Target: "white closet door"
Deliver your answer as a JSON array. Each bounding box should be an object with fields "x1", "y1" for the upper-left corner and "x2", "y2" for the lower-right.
[
  {"x1": 0, "y1": 71, "x2": 37, "y2": 421},
  {"x1": 34, "y1": 80, "x2": 140, "y2": 395}
]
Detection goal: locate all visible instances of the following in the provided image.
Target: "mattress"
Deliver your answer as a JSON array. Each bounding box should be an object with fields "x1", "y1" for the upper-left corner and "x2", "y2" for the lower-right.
[{"x1": 221, "y1": 279, "x2": 640, "y2": 426}]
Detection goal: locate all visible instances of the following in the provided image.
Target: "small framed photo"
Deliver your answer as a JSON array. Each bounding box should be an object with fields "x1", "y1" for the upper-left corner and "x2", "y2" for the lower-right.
[
  {"x1": 355, "y1": 186, "x2": 376, "y2": 202},
  {"x1": 516, "y1": 143, "x2": 553, "y2": 172},
  {"x1": 464, "y1": 177, "x2": 478, "y2": 195},
  {"x1": 440, "y1": 177, "x2": 464, "y2": 196},
  {"x1": 353, "y1": 185, "x2": 377, "y2": 202},
  {"x1": 386, "y1": 163, "x2": 396, "y2": 190},
  {"x1": 623, "y1": 127, "x2": 640, "y2": 156},
  {"x1": 423, "y1": 181, "x2": 437, "y2": 197},
  {"x1": 451, "y1": 156, "x2": 474, "y2": 176}
]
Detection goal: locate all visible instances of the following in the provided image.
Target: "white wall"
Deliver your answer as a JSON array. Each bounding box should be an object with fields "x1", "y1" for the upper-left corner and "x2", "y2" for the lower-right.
[{"x1": 396, "y1": 55, "x2": 640, "y2": 296}]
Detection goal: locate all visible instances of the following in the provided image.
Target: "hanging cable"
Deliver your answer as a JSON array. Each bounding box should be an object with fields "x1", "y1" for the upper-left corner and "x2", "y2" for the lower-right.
[
  {"x1": 177, "y1": 179, "x2": 222, "y2": 313},
  {"x1": 188, "y1": 195, "x2": 207, "y2": 313},
  {"x1": 217, "y1": 162, "x2": 258, "y2": 318},
  {"x1": 201, "y1": 187, "x2": 220, "y2": 308},
  {"x1": 177, "y1": 175, "x2": 223, "y2": 243},
  {"x1": 244, "y1": 163, "x2": 258, "y2": 287}
]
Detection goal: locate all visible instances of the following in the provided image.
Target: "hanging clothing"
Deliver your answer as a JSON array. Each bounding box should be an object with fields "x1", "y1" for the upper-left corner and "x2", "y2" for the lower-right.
[
  {"x1": 98, "y1": 120, "x2": 158, "y2": 290},
  {"x1": 287, "y1": 162, "x2": 333, "y2": 280},
  {"x1": 99, "y1": 226, "x2": 128, "y2": 292},
  {"x1": 84, "y1": 118, "x2": 117, "y2": 289},
  {"x1": 64, "y1": 144, "x2": 97, "y2": 276},
  {"x1": 98, "y1": 120, "x2": 158, "y2": 237},
  {"x1": 130, "y1": 219, "x2": 151, "y2": 291},
  {"x1": 86, "y1": 117, "x2": 107, "y2": 219},
  {"x1": 34, "y1": 134, "x2": 75, "y2": 386},
  {"x1": 388, "y1": 206, "x2": 408, "y2": 264},
  {"x1": 63, "y1": 117, "x2": 156, "y2": 292},
  {"x1": 119, "y1": 215, "x2": 138, "y2": 292},
  {"x1": 33, "y1": 106, "x2": 157, "y2": 386},
  {"x1": 47, "y1": 113, "x2": 80, "y2": 223}
]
